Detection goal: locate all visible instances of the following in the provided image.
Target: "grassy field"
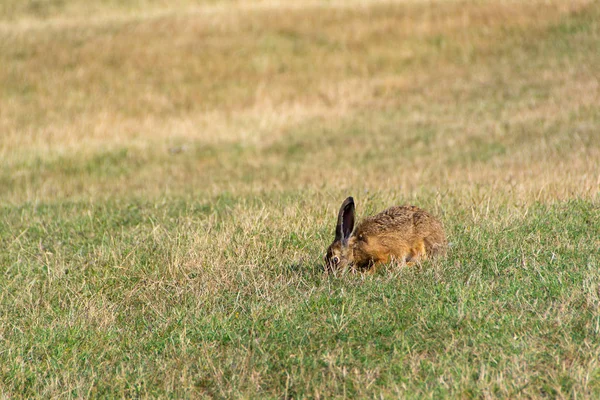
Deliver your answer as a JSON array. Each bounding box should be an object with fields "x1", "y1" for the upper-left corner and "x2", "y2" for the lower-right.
[{"x1": 1, "y1": 0, "x2": 599, "y2": 397}]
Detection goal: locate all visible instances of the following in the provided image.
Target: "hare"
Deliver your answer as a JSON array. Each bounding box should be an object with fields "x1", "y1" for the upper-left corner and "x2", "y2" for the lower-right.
[{"x1": 324, "y1": 197, "x2": 446, "y2": 273}]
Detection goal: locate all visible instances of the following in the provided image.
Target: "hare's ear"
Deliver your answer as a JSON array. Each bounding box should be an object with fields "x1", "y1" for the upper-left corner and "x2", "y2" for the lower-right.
[{"x1": 335, "y1": 197, "x2": 355, "y2": 245}]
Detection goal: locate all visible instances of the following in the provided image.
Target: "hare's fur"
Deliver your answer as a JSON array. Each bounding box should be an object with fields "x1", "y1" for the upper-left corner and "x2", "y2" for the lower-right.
[{"x1": 325, "y1": 198, "x2": 446, "y2": 272}]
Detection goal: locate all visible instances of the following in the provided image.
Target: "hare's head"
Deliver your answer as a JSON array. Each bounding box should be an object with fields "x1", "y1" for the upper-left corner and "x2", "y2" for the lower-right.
[{"x1": 324, "y1": 197, "x2": 355, "y2": 272}]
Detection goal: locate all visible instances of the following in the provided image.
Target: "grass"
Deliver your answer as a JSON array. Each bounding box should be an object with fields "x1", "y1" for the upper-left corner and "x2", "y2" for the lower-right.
[{"x1": 1, "y1": 0, "x2": 599, "y2": 397}]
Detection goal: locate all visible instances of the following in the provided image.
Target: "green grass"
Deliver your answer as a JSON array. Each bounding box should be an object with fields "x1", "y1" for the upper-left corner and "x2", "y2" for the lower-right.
[
  {"x1": 1, "y1": 0, "x2": 600, "y2": 397},
  {"x1": 1, "y1": 198, "x2": 599, "y2": 397}
]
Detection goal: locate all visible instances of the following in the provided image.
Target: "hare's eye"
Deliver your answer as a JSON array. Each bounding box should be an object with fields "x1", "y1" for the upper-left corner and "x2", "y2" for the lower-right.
[{"x1": 333, "y1": 256, "x2": 340, "y2": 265}]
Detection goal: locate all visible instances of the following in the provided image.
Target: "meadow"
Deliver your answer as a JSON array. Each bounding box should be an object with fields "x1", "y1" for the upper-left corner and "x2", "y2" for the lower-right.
[{"x1": 1, "y1": 0, "x2": 599, "y2": 397}]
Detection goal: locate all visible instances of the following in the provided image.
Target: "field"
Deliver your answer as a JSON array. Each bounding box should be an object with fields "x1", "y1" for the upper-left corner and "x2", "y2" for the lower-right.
[{"x1": 1, "y1": 0, "x2": 599, "y2": 397}]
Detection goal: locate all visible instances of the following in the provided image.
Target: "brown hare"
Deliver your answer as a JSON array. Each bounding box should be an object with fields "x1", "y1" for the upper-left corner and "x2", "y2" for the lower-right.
[{"x1": 324, "y1": 197, "x2": 446, "y2": 273}]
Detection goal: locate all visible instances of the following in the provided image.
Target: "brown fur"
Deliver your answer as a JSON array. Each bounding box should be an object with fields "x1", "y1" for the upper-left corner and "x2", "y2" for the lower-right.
[{"x1": 325, "y1": 199, "x2": 446, "y2": 273}]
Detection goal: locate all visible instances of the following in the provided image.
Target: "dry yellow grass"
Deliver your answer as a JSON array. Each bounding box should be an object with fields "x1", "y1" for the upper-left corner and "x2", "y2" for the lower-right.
[
  {"x1": 2, "y1": 0, "x2": 597, "y2": 205},
  {"x1": 0, "y1": 0, "x2": 598, "y2": 206}
]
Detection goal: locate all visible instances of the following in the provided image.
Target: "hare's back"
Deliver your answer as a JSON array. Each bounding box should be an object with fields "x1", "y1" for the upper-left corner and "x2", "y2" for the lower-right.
[{"x1": 355, "y1": 205, "x2": 441, "y2": 237}]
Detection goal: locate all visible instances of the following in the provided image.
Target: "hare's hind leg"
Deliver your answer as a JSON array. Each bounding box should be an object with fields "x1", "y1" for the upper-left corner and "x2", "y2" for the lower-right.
[
  {"x1": 405, "y1": 239, "x2": 428, "y2": 266},
  {"x1": 387, "y1": 243, "x2": 414, "y2": 266}
]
